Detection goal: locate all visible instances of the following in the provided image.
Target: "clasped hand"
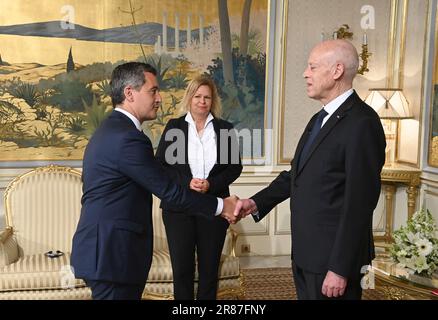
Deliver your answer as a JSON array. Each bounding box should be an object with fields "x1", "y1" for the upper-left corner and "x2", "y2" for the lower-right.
[
  {"x1": 221, "y1": 196, "x2": 258, "y2": 224},
  {"x1": 189, "y1": 178, "x2": 210, "y2": 193}
]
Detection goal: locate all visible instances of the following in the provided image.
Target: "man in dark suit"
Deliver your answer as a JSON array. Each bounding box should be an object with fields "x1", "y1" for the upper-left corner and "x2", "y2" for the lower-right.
[
  {"x1": 235, "y1": 40, "x2": 386, "y2": 300},
  {"x1": 71, "y1": 62, "x2": 238, "y2": 300}
]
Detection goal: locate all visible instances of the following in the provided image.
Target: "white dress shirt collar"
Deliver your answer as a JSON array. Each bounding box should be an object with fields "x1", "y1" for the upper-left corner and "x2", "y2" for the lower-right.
[
  {"x1": 185, "y1": 112, "x2": 214, "y2": 128},
  {"x1": 115, "y1": 107, "x2": 143, "y2": 132},
  {"x1": 321, "y1": 89, "x2": 354, "y2": 126}
]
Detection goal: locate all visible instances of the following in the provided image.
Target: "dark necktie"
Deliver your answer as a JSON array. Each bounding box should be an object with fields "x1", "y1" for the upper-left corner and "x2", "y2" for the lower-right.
[{"x1": 297, "y1": 109, "x2": 328, "y2": 171}]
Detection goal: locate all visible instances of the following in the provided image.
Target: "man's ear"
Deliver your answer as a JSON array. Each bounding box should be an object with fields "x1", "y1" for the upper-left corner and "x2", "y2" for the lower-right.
[
  {"x1": 123, "y1": 86, "x2": 134, "y2": 102},
  {"x1": 333, "y1": 63, "x2": 345, "y2": 80}
]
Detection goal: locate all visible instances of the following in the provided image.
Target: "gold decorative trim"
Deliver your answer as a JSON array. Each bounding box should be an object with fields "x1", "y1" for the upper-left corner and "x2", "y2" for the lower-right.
[
  {"x1": 3, "y1": 165, "x2": 82, "y2": 228},
  {"x1": 229, "y1": 227, "x2": 239, "y2": 257},
  {"x1": 278, "y1": 0, "x2": 290, "y2": 164},
  {"x1": 428, "y1": 0, "x2": 438, "y2": 167},
  {"x1": 381, "y1": 168, "x2": 421, "y2": 185},
  {"x1": 383, "y1": 184, "x2": 396, "y2": 243},
  {"x1": 380, "y1": 285, "x2": 410, "y2": 300},
  {"x1": 394, "y1": 0, "x2": 406, "y2": 163},
  {"x1": 397, "y1": 0, "x2": 409, "y2": 89},
  {"x1": 387, "y1": 0, "x2": 399, "y2": 87},
  {"x1": 375, "y1": 269, "x2": 438, "y2": 299},
  {"x1": 374, "y1": 165, "x2": 422, "y2": 245},
  {"x1": 381, "y1": 165, "x2": 421, "y2": 223},
  {"x1": 141, "y1": 292, "x2": 174, "y2": 300},
  {"x1": 397, "y1": 0, "x2": 430, "y2": 166},
  {"x1": 241, "y1": 0, "x2": 272, "y2": 162}
]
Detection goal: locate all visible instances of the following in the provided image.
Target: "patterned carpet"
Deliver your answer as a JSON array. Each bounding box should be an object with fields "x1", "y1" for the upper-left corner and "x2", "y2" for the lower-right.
[{"x1": 241, "y1": 267, "x2": 388, "y2": 300}]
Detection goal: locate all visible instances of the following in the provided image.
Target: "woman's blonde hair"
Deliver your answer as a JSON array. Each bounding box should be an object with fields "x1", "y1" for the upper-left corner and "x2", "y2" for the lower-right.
[{"x1": 180, "y1": 75, "x2": 222, "y2": 118}]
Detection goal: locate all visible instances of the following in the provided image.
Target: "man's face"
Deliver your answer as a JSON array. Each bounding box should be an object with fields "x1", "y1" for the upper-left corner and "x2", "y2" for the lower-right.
[
  {"x1": 303, "y1": 47, "x2": 336, "y2": 103},
  {"x1": 131, "y1": 72, "x2": 162, "y2": 122}
]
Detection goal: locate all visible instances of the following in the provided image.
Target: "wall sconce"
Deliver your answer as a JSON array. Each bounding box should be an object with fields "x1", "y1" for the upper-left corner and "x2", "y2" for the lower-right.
[
  {"x1": 326, "y1": 24, "x2": 372, "y2": 75},
  {"x1": 365, "y1": 88, "x2": 412, "y2": 166}
]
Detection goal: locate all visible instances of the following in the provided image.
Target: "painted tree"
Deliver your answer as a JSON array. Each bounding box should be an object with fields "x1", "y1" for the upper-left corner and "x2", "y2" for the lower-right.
[
  {"x1": 239, "y1": 0, "x2": 252, "y2": 57},
  {"x1": 119, "y1": 0, "x2": 148, "y2": 63},
  {"x1": 67, "y1": 46, "x2": 75, "y2": 73},
  {"x1": 217, "y1": 0, "x2": 234, "y2": 85}
]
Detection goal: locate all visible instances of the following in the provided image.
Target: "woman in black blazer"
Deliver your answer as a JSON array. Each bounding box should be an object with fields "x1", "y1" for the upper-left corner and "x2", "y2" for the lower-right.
[{"x1": 156, "y1": 75, "x2": 242, "y2": 300}]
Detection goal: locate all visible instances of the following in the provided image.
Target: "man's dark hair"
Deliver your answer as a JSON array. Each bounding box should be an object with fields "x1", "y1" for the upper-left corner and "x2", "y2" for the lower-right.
[{"x1": 110, "y1": 62, "x2": 157, "y2": 107}]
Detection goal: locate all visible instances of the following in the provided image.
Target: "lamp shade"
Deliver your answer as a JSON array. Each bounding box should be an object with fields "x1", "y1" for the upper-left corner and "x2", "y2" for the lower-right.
[{"x1": 365, "y1": 88, "x2": 411, "y2": 119}]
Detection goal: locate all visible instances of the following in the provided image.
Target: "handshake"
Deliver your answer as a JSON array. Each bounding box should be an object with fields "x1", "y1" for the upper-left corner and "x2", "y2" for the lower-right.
[{"x1": 220, "y1": 195, "x2": 258, "y2": 224}]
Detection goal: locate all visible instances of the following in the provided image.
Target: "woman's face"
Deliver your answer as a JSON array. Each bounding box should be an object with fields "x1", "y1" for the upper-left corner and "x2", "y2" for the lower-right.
[{"x1": 190, "y1": 85, "x2": 212, "y2": 119}]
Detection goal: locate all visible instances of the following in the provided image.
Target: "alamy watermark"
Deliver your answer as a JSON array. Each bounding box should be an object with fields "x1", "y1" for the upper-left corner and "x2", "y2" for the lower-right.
[
  {"x1": 360, "y1": 5, "x2": 375, "y2": 30},
  {"x1": 163, "y1": 128, "x2": 274, "y2": 168},
  {"x1": 360, "y1": 264, "x2": 375, "y2": 290},
  {"x1": 60, "y1": 5, "x2": 75, "y2": 30},
  {"x1": 60, "y1": 264, "x2": 76, "y2": 289}
]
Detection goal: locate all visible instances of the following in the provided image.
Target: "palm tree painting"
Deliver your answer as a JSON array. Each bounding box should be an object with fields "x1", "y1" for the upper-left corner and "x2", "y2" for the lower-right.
[{"x1": 0, "y1": 0, "x2": 268, "y2": 162}]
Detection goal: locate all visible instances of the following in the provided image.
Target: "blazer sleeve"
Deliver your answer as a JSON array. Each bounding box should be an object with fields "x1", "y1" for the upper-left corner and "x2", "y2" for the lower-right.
[
  {"x1": 119, "y1": 130, "x2": 218, "y2": 217},
  {"x1": 207, "y1": 122, "x2": 243, "y2": 195},
  {"x1": 328, "y1": 116, "x2": 386, "y2": 278},
  {"x1": 156, "y1": 119, "x2": 192, "y2": 188},
  {"x1": 250, "y1": 168, "x2": 293, "y2": 222}
]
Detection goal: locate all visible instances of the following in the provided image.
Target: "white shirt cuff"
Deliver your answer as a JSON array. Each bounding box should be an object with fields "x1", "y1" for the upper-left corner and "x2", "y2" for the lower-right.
[{"x1": 215, "y1": 198, "x2": 224, "y2": 216}]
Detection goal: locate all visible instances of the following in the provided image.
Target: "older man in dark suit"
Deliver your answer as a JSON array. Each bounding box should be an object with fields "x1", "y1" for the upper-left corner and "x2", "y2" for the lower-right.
[
  {"x1": 235, "y1": 40, "x2": 386, "y2": 300},
  {"x1": 71, "y1": 62, "x2": 238, "y2": 300}
]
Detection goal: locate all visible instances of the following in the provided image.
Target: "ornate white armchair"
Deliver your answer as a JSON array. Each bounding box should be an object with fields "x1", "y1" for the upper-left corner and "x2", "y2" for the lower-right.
[
  {"x1": 0, "y1": 165, "x2": 91, "y2": 299},
  {"x1": 142, "y1": 197, "x2": 244, "y2": 299}
]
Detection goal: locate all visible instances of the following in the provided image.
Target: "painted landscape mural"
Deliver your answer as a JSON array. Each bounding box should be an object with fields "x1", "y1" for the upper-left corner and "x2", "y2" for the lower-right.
[{"x1": 0, "y1": 0, "x2": 268, "y2": 161}]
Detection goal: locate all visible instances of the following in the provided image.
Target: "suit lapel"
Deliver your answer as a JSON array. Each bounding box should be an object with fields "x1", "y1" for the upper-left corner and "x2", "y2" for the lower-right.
[
  {"x1": 179, "y1": 117, "x2": 191, "y2": 176},
  {"x1": 293, "y1": 113, "x2": 318, "y2": 176},
  {"x1": 295, "y1": 91, "x2": 357, "y2": 176},
  {"x1": 212, "y1": 118, "x2": 221, "y2": 165}
]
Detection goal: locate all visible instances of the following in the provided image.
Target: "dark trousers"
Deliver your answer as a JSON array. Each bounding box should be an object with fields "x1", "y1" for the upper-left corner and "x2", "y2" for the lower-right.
[
  {"x1": 163, "y1": 211, "x2": 229, "y2": 300},
  {"x1": 85, "y1": 280, "x2": 145, "y2": 300},
  {"x1": 292, "y1": 261, "x2": 362, "y2": 300}
]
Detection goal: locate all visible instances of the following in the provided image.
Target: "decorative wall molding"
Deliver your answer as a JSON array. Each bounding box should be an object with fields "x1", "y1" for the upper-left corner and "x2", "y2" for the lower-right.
[{"x1": 279, "y1": 0, "x2": 393, "y2": 164}]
